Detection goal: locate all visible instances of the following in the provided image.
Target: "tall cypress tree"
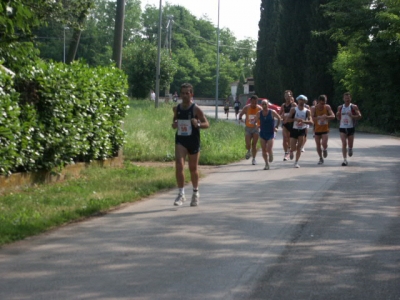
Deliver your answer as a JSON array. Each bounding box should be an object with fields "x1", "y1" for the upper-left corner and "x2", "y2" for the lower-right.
[
  {"x1": 303, "y1": 0, "x2": 336, "y2": 103},
  {"x1": 255, "y1": 0, "x2": 282, "y2": 102},
  {"x1": 255, "y1": 0, "x2": 336, "y2": 104}
]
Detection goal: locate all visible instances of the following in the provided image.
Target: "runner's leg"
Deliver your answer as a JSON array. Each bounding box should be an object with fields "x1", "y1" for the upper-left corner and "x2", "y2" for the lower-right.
[
  {"x1": 252, "y1": 133, "x2": 259, "y2": 159},
  {"x1": 260, "y1": 138, "x2": 268, "y2": 164},
  {"x1": 296, "y1": 136, "x2": 304, "y2": 161},
  {"x1": 188, "y1": 152, "x2": 200, "y2": 189},
  {"x1": 340, "y1": 132, "x2": 348, "y2": 160},
  {"x1": 348, "y1": 134, "x2": 355, "y2": 150},
  {"x1": 175, "y1": 144, "x2": 188, "y2": 188},
  {"x1": 321, "y1": 133, "x2": 329, "y2": 154}
]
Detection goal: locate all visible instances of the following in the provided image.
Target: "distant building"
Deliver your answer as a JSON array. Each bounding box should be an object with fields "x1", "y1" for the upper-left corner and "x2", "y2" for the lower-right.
[
  {"x1": 230, "y1": 81, "x2": 238, "y2": 99},
  {"x1": 243, "y1": 77, "x2": 255, "y2": 94}
]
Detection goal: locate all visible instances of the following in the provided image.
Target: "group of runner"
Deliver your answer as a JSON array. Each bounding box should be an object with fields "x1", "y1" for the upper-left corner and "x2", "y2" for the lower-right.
[
  {"x1": 238, "y1": 90, "x2": 362, "y2": 170},
  {"x1": 170, "y1": 83, "x2": 361, "y2": 207}
]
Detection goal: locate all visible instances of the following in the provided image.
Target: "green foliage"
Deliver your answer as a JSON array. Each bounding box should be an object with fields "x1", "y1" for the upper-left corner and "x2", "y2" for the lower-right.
[
  {"x1": 1, "y1": 0, "x2": 95, "y2": 70},
  {"x1": 324, "y1": 0, "x2": 400, "y2": 133},
  {"x1": 0, "y1": 60, "x2": 129, "y2": 175},
  {"x1": 0, "y1": 69, "x2": 21, "y2": 175},
  {"x1": 122, "y1": 40, "x2": 178, "y2": 98},
  {"x1": 236, "y1": 73, "x2": 245, "y2": 96},
  {"x1": 256, "y1": 0, "x2": 336, "y2": 103},
  {"x1": 17, "y1": 0, "x2": 256, "y2": 99}
]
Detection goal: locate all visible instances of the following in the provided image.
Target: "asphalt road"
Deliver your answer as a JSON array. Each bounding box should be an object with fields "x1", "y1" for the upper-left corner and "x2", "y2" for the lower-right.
[{"x1": 0, "y1": 106, "x2": 399, "y2": 300}]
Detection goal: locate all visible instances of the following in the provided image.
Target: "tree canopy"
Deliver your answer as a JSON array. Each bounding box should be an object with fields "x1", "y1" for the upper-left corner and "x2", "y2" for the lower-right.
[{"x1": 3, "y1": 0, "x2": 257, "y2": 99}]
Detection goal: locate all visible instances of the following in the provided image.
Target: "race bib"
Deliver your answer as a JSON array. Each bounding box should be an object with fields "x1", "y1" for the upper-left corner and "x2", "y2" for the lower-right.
[
  {"x1": 177, "y1": 120, "x2": 192, "y2": 136},
  {"x1": 342, "y1": 115, "x2": 351, "y2": 126},
  {"x1": 249, "y1": 114, "x2": 256, "y2": 124},
  {"x1": 318, "y1": 119, "x2": 327, "y2": 125}
]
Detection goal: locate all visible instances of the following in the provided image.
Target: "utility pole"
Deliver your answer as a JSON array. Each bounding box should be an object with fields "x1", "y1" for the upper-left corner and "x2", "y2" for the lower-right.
[
  {"x1": 215, "y1": 0, "x2": 220, "y2": 119},
  {"x1": 63, "y1": 27, "x2": 69, "y2": 63},
  {"x1": 168, "y1": 15, "x2": 173, "y2": 54},
  {"x1": 112, "y1": 0, "x2": 125, "y2": 69},
  {"x1": 155, "y1": 0, "x2": 162, "y2": 108},
  {"x1": 112, "y1": 0, "x2": 125, "y2": 160},
  {"x1": 164, "y1": 15, "x2": 173, "y2": 54}
]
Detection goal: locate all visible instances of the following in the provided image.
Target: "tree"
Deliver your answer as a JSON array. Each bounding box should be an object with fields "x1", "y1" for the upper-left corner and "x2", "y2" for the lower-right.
[
  {"x1": 33, "y1": 0, "x2": 141, "y2": 66},
  {"x1": 322, "y1": 0, "x2": 400, "y2": 132},
  {"x1": 122, "y1": 40, "x2": 177, "y2": 99},
  {"x1": 255, "y1": 0, "x2": 282, "y2": 101},
  {"x1": 255, "y1": 0, "x2": 336, "y2": 103}
]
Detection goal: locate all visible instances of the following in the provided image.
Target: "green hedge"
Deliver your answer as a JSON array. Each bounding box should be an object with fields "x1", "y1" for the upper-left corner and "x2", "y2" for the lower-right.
[{"x1": 0, "y1": 61, "x2": 128, "y2": 175}]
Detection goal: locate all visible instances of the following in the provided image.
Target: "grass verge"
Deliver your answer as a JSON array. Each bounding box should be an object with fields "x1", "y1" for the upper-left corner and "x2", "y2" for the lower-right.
[{"x1": 0, "y1": 162, "x2": 190, "y2": 245}]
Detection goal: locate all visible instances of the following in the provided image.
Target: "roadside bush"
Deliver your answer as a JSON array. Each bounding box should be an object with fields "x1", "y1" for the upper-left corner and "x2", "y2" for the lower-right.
[{"x1": 0, "y1": 60, "x2": 129, "y2": 175}]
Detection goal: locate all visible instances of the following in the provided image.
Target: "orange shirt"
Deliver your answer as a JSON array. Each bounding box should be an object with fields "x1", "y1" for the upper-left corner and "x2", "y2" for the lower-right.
[
  {"x1": 314, "y1": 105, "x2": 329, "y2": 133},
  {"x1": 245, "y1": 106, "x2": 261, "y2": 128}
]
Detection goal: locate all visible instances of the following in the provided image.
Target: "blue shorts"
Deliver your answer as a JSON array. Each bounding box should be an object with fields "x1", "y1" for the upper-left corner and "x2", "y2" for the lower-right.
[{"x1": 260, "y1": 132, "x2": 275, "y2": 141}]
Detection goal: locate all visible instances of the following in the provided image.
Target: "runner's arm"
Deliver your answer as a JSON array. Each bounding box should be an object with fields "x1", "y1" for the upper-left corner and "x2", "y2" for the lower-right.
[
  {"x1": 336, "y1": 105, "x2": 342, "y2": 120},
  {"x1": 254, "y1": 111, "x2": 261, "y2": 125},
  {"x1": 305, "y1": 110, "x2": 314, "y2": 125},
  {"x1": 311, "y1": 106, "x2": 318, "y2": 123},
  {"x1": 351, "y1": 105, "x2": 362, "y2": 120},
  {"x1": 326, "y1": 105, "x2": 336, "y2": 120},
  {"x1": 238, "y1": 106, "x2": 247, "y2": 122},
  {"x1": 193, "y1": 106, "x2": 209, "y2": 129},
  {"x1": 172, "y1": 106, "x2": 178, "y2": 129},
  {"x1": 285, "y1": 108, "x2": 296, "y2": 122},
  {"x1": 272, "y1": 110, "x2": 282, "y2": 128}
]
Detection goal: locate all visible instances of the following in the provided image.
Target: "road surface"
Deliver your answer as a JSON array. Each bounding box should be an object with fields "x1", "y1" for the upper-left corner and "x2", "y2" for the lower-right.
[{"x1": 0, "y1": 106, "x2": 399, "y2": 300}]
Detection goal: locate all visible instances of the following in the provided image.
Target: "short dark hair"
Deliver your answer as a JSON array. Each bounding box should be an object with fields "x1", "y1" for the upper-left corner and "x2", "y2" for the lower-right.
[
  {"x1": 250, "y1": 95, "x2": 258, "y2": 100},
  {"x1": 318, "y1": 94, "x2": 327, "y2": 102},
  {"x1": 343, "y1": 92, "x2": 351, "y2": 97},
  {"x1": 284, "y1": 90, "x2": 293, "y2": 95},
  {"x1": 180, "y1": 83, "x2": 193, "y2": 93}
]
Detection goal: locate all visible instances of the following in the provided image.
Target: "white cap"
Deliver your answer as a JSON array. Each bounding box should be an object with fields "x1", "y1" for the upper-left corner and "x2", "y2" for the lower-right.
[{"x1": 296, "y1": 95, "x2": 308, "y2": 102}]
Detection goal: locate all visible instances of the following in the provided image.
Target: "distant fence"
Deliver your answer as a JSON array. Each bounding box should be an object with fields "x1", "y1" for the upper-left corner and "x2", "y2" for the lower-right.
[
  {"x1": 155, "y1": 98, "x2": 224, "y2": 106},
  {"x1": 157, "y1": 95, "x2": 251, "y2": 106},
  {"x1": 193, "y1": 98, "x2": 224, "y2": 106}
]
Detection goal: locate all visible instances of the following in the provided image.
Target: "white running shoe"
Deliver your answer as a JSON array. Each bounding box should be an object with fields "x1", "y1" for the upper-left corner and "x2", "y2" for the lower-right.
[
  {"x1": 174, "y1": 194, "x2": 186, "y2": 206},
  {"x1": 283, "y1": 153, "x2": 288, "y2": 161},
  {"x1": 294, "y1": 162, "x2": 300, "y2": 168},
  {"x1": 301, "y1": 148, "x2": 305, "y2": 152},
  {"x1": 264, "y1": 163, "x2": 270, "y2": 170},
  {"x1": 252, "y1": 158, "x2": 256, "y2": 165},
  {"x1": 245, "y1": 150, "x2": 251, "y2": 159},
  {"x1": 341, "y1": 160, "x2": 348, "y2": 166},
  {"x1": 190, "y1": 192, "x2": 199, "y2": 207}
]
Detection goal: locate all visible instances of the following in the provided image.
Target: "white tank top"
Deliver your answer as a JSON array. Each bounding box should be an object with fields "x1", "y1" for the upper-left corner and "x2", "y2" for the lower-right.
[
  {"x1": 340, "y1": 105, "x2": 354, "y2": 128},
  {"x1": 293, "y1": 107, "x2": 309, "y2": 129}
]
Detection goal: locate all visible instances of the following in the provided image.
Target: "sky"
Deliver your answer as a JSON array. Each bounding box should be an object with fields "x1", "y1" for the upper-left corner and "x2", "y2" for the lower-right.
[{"x1": 140, "y1": 0, "x2": 261, "y2": 40}]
